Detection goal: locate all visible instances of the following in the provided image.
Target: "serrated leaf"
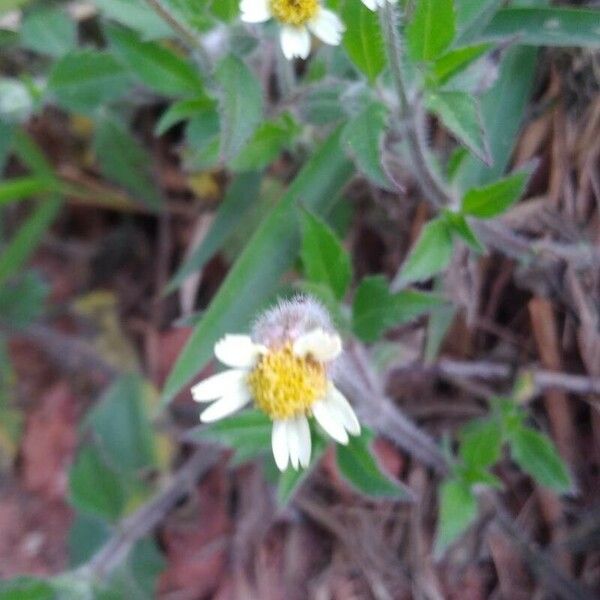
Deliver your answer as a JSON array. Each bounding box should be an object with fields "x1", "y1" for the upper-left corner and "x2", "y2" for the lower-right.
[
  {"x1": 166, "y1": 173, "x2": 261, "y2": 293},
  {"x1": 93, "y1": 0, "x2": 173, "y2": 40},
  {"x1": 336, "y1": 429, "x2": 412, "y2": 498},
  {"x1": 461, "y1": 171, "x2": 528, "y2": 218},
  {"x1": 426, "y1": 91, "x2": 490, "y2": 165},
  {"x1": 20, "y1": 7, "x2": 76, "y2": 57},
  {"x1": 435, "y1": 478, "x2": 478, "y2": 555},
  {"x1": 69, "y1": 445, "x2": 126, "y2": 520},
  {"x1": 86, "y1": 375, "x2": 158, "y2": 474},
  {"x1": 407, "y1": 0, "x2": 456, "y2": 62},
  {"x1": 93, "y1": 115, "x2": 163, "y2": 210},
  {"x1": 161, "y1": 128, "x2": 353, "y2": 405},
  {"x1": 107, "y1": 25, "x2": 204, "y2": 97},
  {"x1": 396, "y1": 217, "x2": 454, "y2": 285},
  {"x1": 300, "y1": 209, "x2": 352, "y2": 300},
  {"x1": 459, "y1": 417, "x2": 502, "y2": 469},
  {"x1": 342, "y1": 102, "x2": 390, "y2": 189},
  {"x1": 48, "y1": 50, "x2": 131, "y2": 113},
  {"x1": 352, "y1": 275, "x2": 445, "y2": 343},
  {"x1": 215, "y1": 55, "x2": 263, "y2": 163},
  {"x1": 509, "y1": 427, "x2": 572, "y2": 492},
  {"x1": 432, "y1": 43, "x2": 491, "y2": 85},
  {"x1": 341, "y1": 0, "x2": 385, "y2": 81}
]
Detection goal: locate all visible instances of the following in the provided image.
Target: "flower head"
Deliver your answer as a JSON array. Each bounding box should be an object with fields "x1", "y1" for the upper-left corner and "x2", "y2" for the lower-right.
[
  {"x1": 191, "y1": 297, "x2": 360, "y2": 470},
  {"x1": 360, "y1": 0, "x2": 397, "y2": 11},
  {"x1": 240, "y1": 0, "x2": 344, "y2": 60}
]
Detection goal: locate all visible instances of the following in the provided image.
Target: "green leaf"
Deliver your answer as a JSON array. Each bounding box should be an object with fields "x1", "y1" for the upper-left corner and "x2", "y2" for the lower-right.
[
  {"x1": 352, "y1": 275, "x2": 445, "y2": 343},
  {"x1": 300, "y1": 209, "x2": 352, "y2": 300},
  {"x1": 106, "y1": 25, "x2": 204, "y2": 97},
  {"x1": 396, "y1": 217, "x2": 454, "y2": 285},
  {"x1": 231, "y1": 113, "x2": 299, "y2": 172},
  {"x1": 461, "y1": 171, "x2": 528, "y2": 218},
  {"x1": 341, "y1": 0, "x2": 385, "y2": 81},
  {"x1": 155, "y1": 96, "x2": 216, "y2": 136},
  {"x1": 20, "y1": 7, "x2": 76, "y2": 57},
  {"x1": 187, "y1": 409, "x2": 272, "y2": 464},
  {"x1": 69, "y1": 445, "x2": 126, "y2": 520},
  {"x1": 0, "y1": 198, "x2": 61, "y2": 285},
  {"x1": 407, "y1": 0, "x2": 456, "y2": 62},
  {"x1": 215, "y1": 55, "x2": 263, "y2": 163},
  {"x1": 68, "y1": 512, "x2": 111, "y2": 568},
  {"x1": 454, "y1": 46, "x2": 537, "y2": 190},
  {"x1": 48, "y1": 50, "x2": 131, "y2": 114},
  {"x1": 342, "y1": 102, "x2": 390, "y2": 189},
  {"x1": 161, "y1": 128, "x2": 353, "y2": 405},
  {"x1": 444, "y1": 211, "x2": 485, "y2": 253},
  {"x1": 435, "y1": 478, "x2": 478, "y2": 555},
  {"x1": 509, "y1": 427, "x2": 572, "y2": 492},
  {"x1": 0, "y1": 271, "x2": 47, "y2": 330},
  {"x1": 210, "y1": 0, "x2": 238, "y2": 22},
  {"x1": 426, "y1": 91, "x2": 490, "y2": 164},
  {"x1": 0, "y1": 577, "x2": 55, "y2": 600},
  {"x1": 93, "y1": 115, "x2": 162, "y2": 210},
  {"x1": 336, "y1": 429, "x2": 412, "y2": 498},
  {"x1": 459, "y1": 417, "x2": 502, "y2": 469},
  {"x1": 455, "y1": 0, "x2": 504, "y2": 43},
  {"x1": 432, "y1": 43, "x2": 491, "y2": 85},
  {"x1": 86, "y1": 375, "x2": 158, "y2": 474},
  {"x1": 93, "y1": 0, "x2": 173, "y2": 40},
  {"x1": 483, "y1": 8, "x2": 600, "y2": 48},
  {"x1": 166, "y1": 173, "x2": 261, "y2": 293}
]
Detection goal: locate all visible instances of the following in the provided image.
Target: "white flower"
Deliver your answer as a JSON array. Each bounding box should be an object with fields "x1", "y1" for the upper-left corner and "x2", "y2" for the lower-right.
[
  {"x1": 240, "y1": 0, "x2": 344, "y2": 60},
  {"x1": 191, "y1": 328, "x2": 360, "y2": 471},
  {"x1": 360, "y1": 0, "x2": 397, "y2": 11}
]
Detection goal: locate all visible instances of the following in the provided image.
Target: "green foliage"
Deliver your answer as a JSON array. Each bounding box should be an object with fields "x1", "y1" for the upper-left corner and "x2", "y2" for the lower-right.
[
  {"x1": 48, "y1": 50, "x2": 131, "y2": 114},
  {"x1": 161, "y1": 128, "x2": 353, "y2": 405},
  {"x1": 342, "y1": 102, "x2": 390, "y2": 189},
  {"x1": 0, "y1": 577, "x2": 56, "y2": 600},
  {"x1": 461, "y1": 171, "x2": 529, "y2": 218},
  {"x1": 341, "y1": 0, "x2": 385, "y2": 81},
  {"x1": 336, "y1": 428, "x2": 411, "y2": 499},
  {"x1": 20, "y1": 7, "x2": 76, "y2": 57},
  {"x1": 93, "y1": 115, "x2": 163, "y2": 210},
  {"x1": 352, "y1": 275, "x2": 445, "y2": 342},
  {"x1": 436, "y1": 478, "x2": 478, "y2": 555},
  {"x1": 407, "y1": 0, "x2": 456, "y2": 62},
  {"x1": 0, "y1": 271, "x2": 47, "y2": 330},
  {"x1": 300, "y1": 209, "x2": 352, "y2": 301},
  {"x1": 215, "y1": 55, "x2": 263, "y2": 163},
  {"x1": 93, "y1": 0, "x2": 173, "y2": 39}
]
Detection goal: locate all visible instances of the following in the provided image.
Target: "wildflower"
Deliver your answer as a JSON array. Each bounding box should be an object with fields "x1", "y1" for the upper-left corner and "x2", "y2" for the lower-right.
[
  {"x1": 240, "y1": 0, "x2": 344, "y2": 60},
  {"x1": 191, "y1": 297, "x2": 360, "y2": 471},
  {"x1": 360, "y1": 0, "x2": 397, "y2": 11}
]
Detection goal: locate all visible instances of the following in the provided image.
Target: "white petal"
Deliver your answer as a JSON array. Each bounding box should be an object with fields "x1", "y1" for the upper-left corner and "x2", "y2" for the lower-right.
[
  {"x1": 308, "y1": 9, "x2": 344, "y2": 46},
  {"x1": 272, "y1": 420, "x2": 289, "y2": 471},
  {"x1": 191, "y1": 369, "x2": 247, "y2": 402},
  {"x1": 214, "y1": 334, "x2": 265, "y2": 368},
  {"x1": 312, "y1": 399, "x2": 349, "y2": 444},
  {"x1": 280, "y1": 25, "x2": 311, "y2": 60},
  {"x1": 295, "y1": 415, "x2": 312, "y2": 468},
  {"x1": 326, "y1": 384, "x2": 361, "y2": 436},
  {"x1": 240, "y1": 0, "x2": 271, "y2": 23},
  {"x1": 361, "y1": 0, "x2": 377, "y2": 9},
  {"x1": 287, "y1": 419, "x2": 300, "y2": 470},
  {"x1": 199, "y1": 388, "x2": 251, "y2": 423},
  {"x1": 293, "y1": 329, "x2": 342, "y2": 362}
]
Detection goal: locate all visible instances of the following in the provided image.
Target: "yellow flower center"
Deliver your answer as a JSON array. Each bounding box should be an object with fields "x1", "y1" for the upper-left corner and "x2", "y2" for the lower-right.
[
  {"x1": 247, "y1": 343, "x2": 327, "y2": 420},
  {"x1": 270, "y1": 0, "x2": 319, "y2": 26}
]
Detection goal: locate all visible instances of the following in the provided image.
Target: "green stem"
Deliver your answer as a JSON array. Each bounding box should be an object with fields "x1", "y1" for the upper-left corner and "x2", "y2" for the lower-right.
[{"x1": 379, "y1": 2, "x2": 452, "y2": 209}]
